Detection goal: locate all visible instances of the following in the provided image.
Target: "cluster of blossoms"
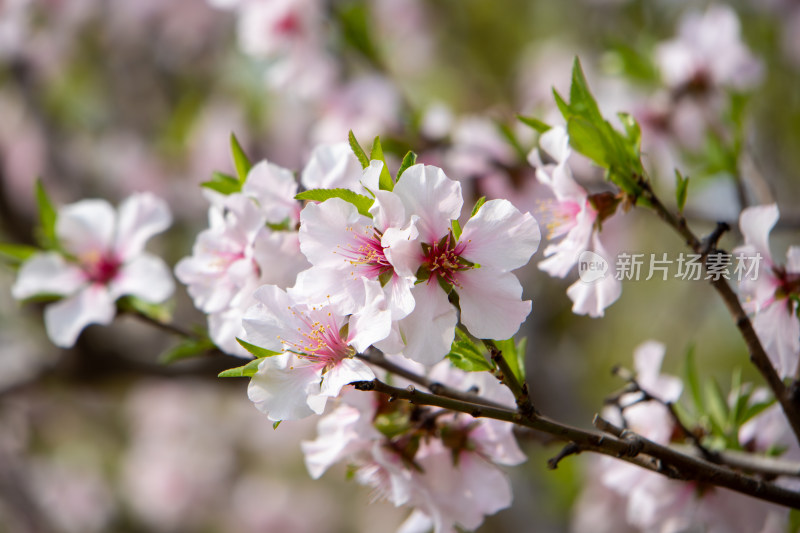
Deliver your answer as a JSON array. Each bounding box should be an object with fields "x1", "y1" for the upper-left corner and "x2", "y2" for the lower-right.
[{"x1": 574, "y1": 342, "x2": 790, "y2": 533}]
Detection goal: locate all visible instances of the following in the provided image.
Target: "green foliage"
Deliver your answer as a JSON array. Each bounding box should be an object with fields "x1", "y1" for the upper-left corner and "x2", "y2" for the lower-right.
[
  {"x1": 517, "y1": 114, "x2": 551, "y2": 134},
  {"x1": 35, "y1": 180, "x2": 58, "y2": 250},
  {"x1": 348, "y1": 130, "x2": 370, "y2": 169},
  {"x1": 674, "y1": 170, "x2": 689, "y2": 214},
  {"x1": 295, "y1": 188, "x2": 375, "y2": 218},
  {"x1": 396, "y1": 151, "x2": 417, "y2": 180},
  {"x1": 494, "y1": 336, "x2": 527, "y2": 383},
  {"x1": 470, "y1": 197, "x2": 487, "y2": 218},
  {"x1": 159, "y1": 337, "x2": 215, "y2": 364},
  {"x1": 235, "y1": 337, "x2": 282, "y2": 359},
  {"x1": 447, "y1": 329, "x2": 495, "y2": 372},
  {"x1": 0, "y1": 243, "x2": 39, "y2": 266},
  {"x1": 451, "y1": 219, "x2": 462, "y2": 241},
  {"x1": 218, "y1": 356, "x2": 269, "y2": 378},
  {"x1": 370, "y1": 136, "x2": 395, "y2": 191},
  {"x1": 553, "y1": 58, "x2": 646, "y2": 200},
  {"x1": 230, "y1": 133, "x2": 252, "y2": 183},
  {"x1": 201, "y1": 171, "x2": 241, "y2": 195},
  {"x1": 117, "y1": 295, "x2": 173, "y2": 324}
]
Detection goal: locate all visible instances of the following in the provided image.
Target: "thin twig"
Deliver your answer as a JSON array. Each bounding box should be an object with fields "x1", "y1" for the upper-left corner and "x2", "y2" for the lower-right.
[{"x1": 485, "y1": 340, "x2": 537, "y2": 417}]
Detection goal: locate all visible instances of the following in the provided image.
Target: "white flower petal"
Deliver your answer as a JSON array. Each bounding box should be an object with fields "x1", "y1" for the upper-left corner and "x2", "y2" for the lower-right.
[
  {"x1": 114, "y1": 193, "x2": 171, "y2": 261},
  {"x1": 241, "y1": 160, "x2": 299, "y2": 224},
  {"x1": 348, "y1": 278, "x2": 392, "y2": 351},
  {"x1": 241, "y1": 285, "x2": 296, "y2": 353},
  {"x1": 300, "y1": 142, "x2": 363, "y2": 191},
  {"x1": 247, "y1": 354, "x2": 322, "y2": 421},
  {"x1": 392, "y1": 164, "x2": 462, "y2": 243},
  {"x1": 56, "y1": 199, "x2": 116, "y2": 258},
  {"x1": 460, "y1": 199, "x2": 540, "y2": 272},
  {"x1": 738, "y1": 204, "x2": 778, "y2": 263},
  {"x1": 398, "y1": 282, "x2": 457, "y2": 365},
  {"x1": 12, "y1": 252, "x2": 85, "y2": 299},
  {"x1": 44, "y1": 284, "x2": 115, "y2": 348},
  {"x1": 109, "y1": 253, "x2": 174, "y2": 302},
  {"x1": 754, "y1": 301, "x2": 800, "y2": 379},
  {"x1": 457, "y1": 267, "x2": 530, "y2": 340},
  {"x1": 320, "y1": 358, "x2": 375, "y2": 398}
]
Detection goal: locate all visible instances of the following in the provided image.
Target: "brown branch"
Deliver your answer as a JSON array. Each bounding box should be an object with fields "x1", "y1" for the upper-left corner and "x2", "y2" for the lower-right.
[
  {"x1": 353, "y1": 378, "x2": 800, "y2": 509},
  {"x1": 485, "y1": 340, "x2": 537, "y2": 417},
  {"x1": 637, "y1": 178, "x2": 800, "y2": 446}
]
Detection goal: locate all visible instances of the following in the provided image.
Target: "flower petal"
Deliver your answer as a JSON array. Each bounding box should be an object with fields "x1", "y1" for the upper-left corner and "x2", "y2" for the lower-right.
[
  {"x1": 460, "y1": 199, "x2": 540, "y2": 272},
  {"x1": 56, "y1": 199, "x2": 116, "y2": 258},
  {"x1": 392, "y1": 164, "x2": 462, "y2": 243},
  {"x1": 113, "y1": 193, "x2": 171, "y2": 261},
  {"x1": 738, "y1": 204, "x2": 778, "y2": 263},
  {"x1": 44, "y1": 284, "x2": 115, "y2": 348},
  {"x1": 398, "y1": 281, "x2": 457, "y2": 365},
  {"x1": 12, "y1": 252, "x2": 85, "y2": 299},
  {"x1": 109, "y1": 253, "x2": 174, "y2": 302},
  {"x1": 247, "y1": 353, "x2": 323, "y2": 421},
  {"x1": 241, "y1": 160, "x2": 300, "y2": 224},
  {"x1": 457, "y1": 267, "x2": 530, "y2": 340},
  {"x1": 320, "y1": 357, "x2": 375, "y2": 398},
  {"x1": 300, "y1": 142, "x2": 363, "y2": 191}
]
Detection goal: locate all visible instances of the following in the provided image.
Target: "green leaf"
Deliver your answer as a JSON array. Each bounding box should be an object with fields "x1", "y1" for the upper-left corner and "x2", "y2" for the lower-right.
[
  {"x1": 568, "y1": 57, "x2": 604, "y2": 124},
  {"x1": 0, "y1": 242, "x2": 39, "y2": 265},
  {"x1": 674, "y1": 169, "x2": 689, "y2": 214},
  {"x1": 273, "y1": 421, "x2": 282, "y2": 430},
  {"x1": 295, "y1": 188, "x2": 374, "y2": 218},
  {"x1": 201, "y1": 171, "x2": 242, "y2": 195},
  {"x1": 471, "y1": 197, "x2": 487, "y2": 218},
  {"x1": 370, "y1": 136, "x2": 394, "y2": 191},
  {"x1": 684, "y1": 344, "x2": 702, "y2": 414},
  {"x1": 159, "y1": 337, "x2": 215, "y2": 364},
  {"x1": 451, "y1": 219, "x2": 462, "y2": 241},
  {"x1": 235, "y1": 337, "x2": 282, "y2": 359},
  {"x1": 348, "y1": 130, "x2": 370, "y2": 169},
  {"x1": 35, "y1": 180, "x2": 58, "y2": 249},
  {"x1": 230, "y1": 133, "x2": 252, "y2": 183},
  {"x1": 517, "y1": 115, "x2": 551, "y2": 134},
  {"x1": 705, "y1": 377, "x2": 730, "y2": 435},
  {"x1": 396, "y1": 151, "x2": 417, "y2": 180},
  {"x1": 617, "y1": 112, "x2": 641, "y2": 149},
  {"x1": 567, "y1": 117, "x2": 609, "y2": 167},
  {"x1": 447, "y1": 330, "x2": 494, "y2": 372},
  {"x1": 117, "y1": 295, "x2": 173, "y2": 324},
  {"x1": 218, "y1": 356, "x2": 269, "y2": 378},
  {"x1": 494, "y1": 337, "x2": 526, "y2": 383}
]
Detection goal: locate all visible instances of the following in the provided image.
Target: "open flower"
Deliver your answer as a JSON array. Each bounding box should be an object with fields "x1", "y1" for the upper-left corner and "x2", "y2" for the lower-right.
[
  {"x1": 733, "y1": 204, "x2": 800, "y2": 378},
  {"x1": 241, "y1": 280, "x2": 391, "y2": 421},
  {"x1": 388, "y1": 163, "x2": 540, "y2": 364},
  {"x1": 12, "y1": 193, "x2": 174, "y2": 347},
  {"x1": 529, "y1": 126, "x2": 622, "y2": 317}
]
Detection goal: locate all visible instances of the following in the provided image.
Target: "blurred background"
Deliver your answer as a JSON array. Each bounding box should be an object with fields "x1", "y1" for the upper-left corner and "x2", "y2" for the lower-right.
[{"x1": 0, "y1": 0, "x2": 799, "y2": 531}]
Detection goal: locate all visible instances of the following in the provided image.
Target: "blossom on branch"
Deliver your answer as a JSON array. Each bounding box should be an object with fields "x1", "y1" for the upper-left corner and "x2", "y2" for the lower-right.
[{"x1": 12, "y1": 193, "x2": 174, "y2": 347}]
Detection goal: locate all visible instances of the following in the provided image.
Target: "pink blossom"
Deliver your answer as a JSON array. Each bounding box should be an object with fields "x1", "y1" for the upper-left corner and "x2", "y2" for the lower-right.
[
  {"x1": 389, "y1": 163, "x2": 540, "y2": 363},
  {"x1": 733, "y1": 204, "x2": 800, "y2": 378},
  {"x1": 242, "y1": 281, "x2": 391, "y2": 421},
  {"x1": 529, "y1": 126, "x2": 621, "y2": 317},
  {"x1": 12, "y1": 193, "x2": 174, "y2": 347}
]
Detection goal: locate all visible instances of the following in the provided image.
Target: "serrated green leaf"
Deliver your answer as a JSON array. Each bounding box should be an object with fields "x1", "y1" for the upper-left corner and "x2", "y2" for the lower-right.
[
  {"x1": 230, "y1": 133, "x2": 252, "y2": 183},
  {"x1": 348, "y1": 130, "x2": 370, "y2": 169},
  {"x1": 201, "y1": 171, "x2": 242, "y2": 195},
  {"x1": 218, "y1": 356, "x2": 268, "y2": 378},
  {"x1": 235, "y1": 337, "x2": 282, "y2": 359},
  {"x1": 471, "y1": 197, "x2": 487, "y2": 218},
  {"x1": 675, "y1": 169, "x2": 689, "y2": 214},
  {"x1": 35, "y1": 180, "x2": 58, "y2": 249},
  {"x1": 370, "y1": 136, "x2": 394, "y2": 191},
  {"x1": 684, "y1": 344, "x2": 702, "y2": 414},
  {"x1": 567, "y1": 117, "x2": 609, "y2": 167},
  {"x1": 295, "y1": 188, "x2": 374, "y2": 218},
  {"x1": 569, "y1": 57, "x2": 604, "y2": 123},
  {"x1": 159, "y1": 337, "x2": 215, "y2": 364},
  {"x1": 0, "y1": 242, "x2": 39, "y2": 265},
  {"x1": 517, "y1": 115, "x2": 551, "y2": 134},
  {"x1": 447, "y1": 339, "x2": 494, "y2": 372},
  {"x1": 396, "y1": 151, "x2": 417, "y2": 180},
  {"x1": 494, "y1": 337, "x2": 526, "y2": 383}
]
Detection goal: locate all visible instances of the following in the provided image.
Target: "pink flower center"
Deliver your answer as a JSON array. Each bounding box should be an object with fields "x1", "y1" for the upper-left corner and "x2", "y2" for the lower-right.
[
  {"x1": 274, "y1": 12, "x2": 300, "y2": 36},
  {"x1": 421, "y1": 233, "x2": 470, "y2": 287},
  {"x1": 336, "y1": 226, "x2": 394, "y2": 280},
  {"x1": 537, "y1": 199, "x2": 581, "y2": 239},
  {"x1": 281, "y1": 309, "x2": 352, "y2": 366},
  {"x1": 84, "y1": 253, "x2": 122, "y2": 285}
]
